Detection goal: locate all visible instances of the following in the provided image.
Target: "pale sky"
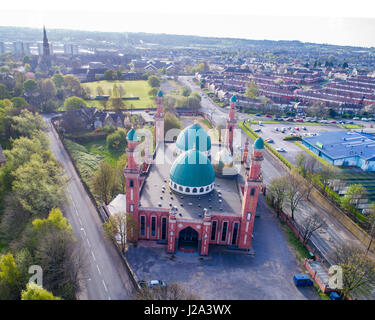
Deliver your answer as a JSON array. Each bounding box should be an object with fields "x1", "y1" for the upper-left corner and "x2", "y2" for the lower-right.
[{"x1": 1, "y1": 0, "x2": 375, "y2": 47}]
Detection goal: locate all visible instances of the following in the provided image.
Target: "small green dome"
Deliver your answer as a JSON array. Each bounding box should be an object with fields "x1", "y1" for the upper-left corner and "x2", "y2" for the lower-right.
[
  {"x1": 254, "y1": 137, "x2": 264, "y2": 149},
  {"x1": 170, "y1": 150, "x2": 215, "y2": 187},
  {"x1": 176, "y1": 123, "x2": 211, "y2": 152},
  {"x1": 127, "y1": 128, "x2": 138, "y2": 141},
  {"x1": 231, "y1": 95, "x2": 237, "y2": 103},
  {"x1": 157, "y1": 90, "x2": 163, "y2": 97}
]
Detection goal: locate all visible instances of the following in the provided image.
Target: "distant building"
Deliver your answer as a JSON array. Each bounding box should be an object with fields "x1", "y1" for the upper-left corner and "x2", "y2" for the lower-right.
[{"x1": 302, "y1": 131, "x2": 375, "y2": 171}]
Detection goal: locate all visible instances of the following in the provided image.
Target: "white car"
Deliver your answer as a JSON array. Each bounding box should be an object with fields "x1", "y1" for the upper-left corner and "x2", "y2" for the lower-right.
[
  {"x1": 148, "y1": 280, "x2": 166, "y2": 288},
  {"x1": 276, "y1": 148, "x2": 286, "y2": 152}
]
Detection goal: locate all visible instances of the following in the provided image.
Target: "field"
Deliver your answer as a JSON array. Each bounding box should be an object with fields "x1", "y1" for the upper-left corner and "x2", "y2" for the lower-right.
[{"x1": 82, "y1": 80, "x2": 156, "y2": 109}]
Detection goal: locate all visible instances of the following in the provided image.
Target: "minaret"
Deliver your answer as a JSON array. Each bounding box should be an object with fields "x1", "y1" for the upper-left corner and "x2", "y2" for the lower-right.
[
  {"x1": 225, "y1": 95, "x2": 237, "y2": 155},
  {"x1": 237, "y1": 137, "x2": 264, "y2": 250},
  {"x1": 242, "y1": 138, "x2": 249, "y2": 164},
  {"x1": 124, "y1": 128, "x2": 141, "y2": 215},
  {"x1": 154, "y1": 90, "x2": 164, "y2": 148},
  {"x1": 43, "y1": 26, "x2": 50, "y2": 57}
]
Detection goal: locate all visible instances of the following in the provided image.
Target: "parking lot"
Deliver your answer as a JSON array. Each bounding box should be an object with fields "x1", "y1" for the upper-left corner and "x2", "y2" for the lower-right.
[
  {"x1": 126, "y1": 196, "x2": 318, "y2": 300},
  {"x1": 249, "y1": 122, "x2": 347, "y2": 165}
]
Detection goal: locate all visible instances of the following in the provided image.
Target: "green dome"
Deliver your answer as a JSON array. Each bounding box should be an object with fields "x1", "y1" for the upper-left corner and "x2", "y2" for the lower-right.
[
  {"x1": 254, "y1": 137, "x2": 264, "y2": 149},
  {"x1": 170, "y1": 150, "x2": 215, "y2": 187},
  {"x1": 231, "y1": 95, "x2": 237, "y2": 103},
  {"x1": 176, "y1": 123, "x2": 211, "y2": 152},
  {"x1": 127, "y1": 128, "x2": 138, "y2": 141},
  {"x1": 157, "y1": 90, "x2": 163, "y2": 97}
]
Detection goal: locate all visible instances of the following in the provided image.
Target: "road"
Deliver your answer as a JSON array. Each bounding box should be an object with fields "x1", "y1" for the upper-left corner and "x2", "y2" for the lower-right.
[
  {"x1": 179, "y1": 75, "x2": 367, "y2": 266},
  {"x1": 43, "y1": 115, "x2": 134, "y2": 300}
]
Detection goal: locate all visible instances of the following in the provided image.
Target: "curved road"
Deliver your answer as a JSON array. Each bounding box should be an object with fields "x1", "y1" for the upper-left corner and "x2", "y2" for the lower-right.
[{"x1": 43, "y1": 115, "x2": 134, "y2": 300}]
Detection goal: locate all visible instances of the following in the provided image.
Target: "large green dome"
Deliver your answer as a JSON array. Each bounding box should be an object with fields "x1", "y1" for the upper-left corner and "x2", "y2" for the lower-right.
[
  {"x1": 170, "y1": 150, "x2": 215, "y2": 188},
  {"x1": 176, "y1": 123, "x2": 211, "y2": 152}
]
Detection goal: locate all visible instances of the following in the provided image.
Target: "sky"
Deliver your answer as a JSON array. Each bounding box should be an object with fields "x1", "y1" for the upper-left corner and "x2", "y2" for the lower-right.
[{"x1": 1, "y1": 0, "x2": 375, "y2": 47}]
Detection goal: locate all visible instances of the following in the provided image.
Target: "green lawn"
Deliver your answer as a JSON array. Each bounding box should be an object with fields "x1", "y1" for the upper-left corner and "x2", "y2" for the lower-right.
[
  {"x1": 82, "y1": 80, "x2": 156, "y2": 109},
  {"x1": 80, "y1": 138, "x2": 125, "y2": 167}
]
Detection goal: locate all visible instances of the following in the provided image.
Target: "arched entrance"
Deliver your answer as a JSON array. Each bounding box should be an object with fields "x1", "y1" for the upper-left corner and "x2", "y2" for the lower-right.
[{"x1": 178, "y1": 227, "x2": 199, "y2": 252}]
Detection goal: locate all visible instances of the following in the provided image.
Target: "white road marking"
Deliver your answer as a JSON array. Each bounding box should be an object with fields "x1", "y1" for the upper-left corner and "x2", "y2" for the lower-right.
[
  {"x1": 81, "y1": 228, "x2": 86, "y2": 236},
  {"x1": 96, "y1": 264, "x2": 102, "y2": 275},
  {"x1": 102, "y1": 280, "x2": 108, "y2": 292},
  {"x1": 91, "y1": 250, "x2": 96, "y2": 261},
  {"x1": 87, "y1": 238, "x2": 91, "y2": 247}
]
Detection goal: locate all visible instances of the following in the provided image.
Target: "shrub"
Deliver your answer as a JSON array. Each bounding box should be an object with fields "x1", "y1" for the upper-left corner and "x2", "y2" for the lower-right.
[{"x1": 106, "y1": 128, "x2": 127, "y2": 151}]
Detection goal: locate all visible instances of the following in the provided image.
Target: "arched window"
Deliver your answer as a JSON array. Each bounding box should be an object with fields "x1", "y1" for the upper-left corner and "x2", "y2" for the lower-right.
[
  {"x1": 174, "y1": 183, "x2": 177, "y2": 189},
  {"x1": 185, "y1": 187, "x2": 190, "y2": 193},
  {"x1": 200, "y1": 187, "x2": 204, "y2": 193},
  {"x1": 206, "y1": 186, "x2": 209, "y2": 191},
  {"x1": 179, "y1": 186, "x2": 183, "y2": 191},
  {"x1": 192, "y1": 188, "x2": 197, "y2": 193}
]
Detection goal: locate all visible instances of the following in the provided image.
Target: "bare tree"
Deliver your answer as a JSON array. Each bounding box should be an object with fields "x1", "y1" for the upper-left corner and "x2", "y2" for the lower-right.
[
  {"x1": 103, "y1": 212, "x2": 139, "y2": 252},
  {"x1": 366, "y1": 204, "x2": 375, "y2": 255},
  {"x1": 317, "y1": 165, "x2": 337, "y2": 194},
  {"x1": 300, "y1": 213, "x2": 327, "y2": 245},
  {"x1": 134, "y1": 282, "x2": 200, "y2": 300},
  {"x1": 286, "y1": 173, "x2": 308, "y2": 220},
  {"x1": 329, "y1": 243, "x2": 375, "y2": 299}
]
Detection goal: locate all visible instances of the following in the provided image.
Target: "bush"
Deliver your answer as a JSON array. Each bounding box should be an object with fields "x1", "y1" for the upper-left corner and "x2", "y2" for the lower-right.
[
  {"x1": 106, "y1": 128, "x2": 127, "y2": 151},
  {"x1": 64, "y1": 96, "x2": 88, "y2": 110},
  {"x1": 283, "y1": 136, "x2": 302, "y2": 141}
]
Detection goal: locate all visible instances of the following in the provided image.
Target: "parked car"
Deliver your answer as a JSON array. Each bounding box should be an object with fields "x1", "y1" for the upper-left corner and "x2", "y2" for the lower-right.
[
  {"x1": 295, "y1": 118, "x2": 304, "y2": 122},
  {"x1": 258, "y1": 121, "x2": 263, "y2": 126},
  {"x1": 329, "y1": 120, "x2": 337, "y2": 123},
  {"x1": 275, "y1": 127, "x2": 279, "y2": 131},
  {"x1": 353, "y1": 117, "x2": 360, "y2": 120},
  {"x1": 361, "y1": 117, "x2": 368, "y2": 121},
  {"x1": 265, "y1": 138, "x2": 273, "y2": 143},
  {"x1": 254, "y1": 128, "x2": 261, "y2": 132},
  {"x1": 255, "y1": 113, "x2": 262, "y2": 116},
  {"x1": 265, "y1": 114, "x2": 272, "y2": 118},
  {"x1": 148, "y1": 280, "x2": 167, "y2": 288},
  {"x1": 294, "y1": 127, "x2": 299, "y2": 131},
  {"x1": 302, "y1": 126, "x2": 307, "y2": 130},
  {"x1": 276, "y1": 148, "x2": 286, "y2": 152},
  {"x1": 293, "y1": 275, "x2": 313, "y2": 287}
]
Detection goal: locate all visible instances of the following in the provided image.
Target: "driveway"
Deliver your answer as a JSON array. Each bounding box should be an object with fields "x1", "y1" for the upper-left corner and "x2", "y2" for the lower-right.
[{"x1": 126, "y1": 195, "x2": 318, "y2": 300}]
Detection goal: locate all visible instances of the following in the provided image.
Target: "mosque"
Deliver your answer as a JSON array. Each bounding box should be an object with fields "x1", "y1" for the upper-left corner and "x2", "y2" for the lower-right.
[{"x1": 107, "y1": 91, "x2": 265, "y2": 255}]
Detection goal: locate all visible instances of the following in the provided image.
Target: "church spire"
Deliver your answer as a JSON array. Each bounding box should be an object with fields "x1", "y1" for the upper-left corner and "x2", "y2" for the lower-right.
[{"x1": 43, "y1": 26, "x2": 50, "y2": 57}]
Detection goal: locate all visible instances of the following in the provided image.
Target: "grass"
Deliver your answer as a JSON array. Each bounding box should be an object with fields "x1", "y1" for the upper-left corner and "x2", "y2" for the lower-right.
[
  {"x1": 280, "y1": 221, "x2": 310, "y2": 262},
  {"x1": 82, "y1": 80, "x2": 156, "y2": 109},
  {"x1": 80, "y1": 138, "x2": 125, "y2": 167},
  {"x1": 64, "y1": 139, "x2": 105, "y2": 182}
]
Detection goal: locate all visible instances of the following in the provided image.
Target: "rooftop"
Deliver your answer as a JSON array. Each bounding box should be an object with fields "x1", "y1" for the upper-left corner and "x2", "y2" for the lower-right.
[
  {"x1": 303, "y1": 131, "x2": 375, "y2": 161},
  {"x1": 140, "y1": 143, "x2": 242, "y2": 220}
]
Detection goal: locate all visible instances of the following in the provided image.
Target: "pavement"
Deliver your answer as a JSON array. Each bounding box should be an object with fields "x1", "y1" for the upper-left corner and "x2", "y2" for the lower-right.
[
  {"x1": 43, "y1": 115, "x2": 135, "y2": 300},
  {"x1": 127, "y1": 195, "x2": 318, "y2": 300}
]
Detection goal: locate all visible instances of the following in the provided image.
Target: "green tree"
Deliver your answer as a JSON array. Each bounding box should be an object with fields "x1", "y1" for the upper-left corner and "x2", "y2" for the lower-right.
[
  {"x1": 12, "y1": 153, "x2": 66, "y2": 216},
  {"x1": 104, "y1": 69, "x2": 115, "y2": 81},
  {"x1": 148, "y1": 75, "x2": 160, "y2": 88},
  {"x1": 64, "y1": 96, "x2": 88, "y2": 110},
  {"x1": 63, "y1": 75, "x2": 82, "y2": 97},
  {"x1": 11, "y1": 97, "x2": 28, "y2": 108},
  {"x1": 266, "y1": 176, "x2": 289, "y2": 215},
  {"x1": 0, "y1": 253, "x2": 22, "y2": 300},
  {"x1": 52, "y1": 72, "x2": 65, "y2": 89},
  {"x1": 96, "y1": 86, "x2": 105, "y2": 96},
  {"x1": 91, "y1": 162, "x2": 119, "y2": 204},
  {"x1": 341, "y1": 184, "x2": 366, "y2": 212},
  {"x1": 148, "y1": 88, "x2": 158, "y2": 97},
  {"x1": 0, "y1": 83, "x2": 11, "y2": 99},
  {"x1": 164, "y1": 112, "x2": 181, "y2": 137},
  {"x1": 21, "y1": 282, "x2": 62, "y2": 300},
  {"x1": 106, "y1": 128, "x2": 127, "y2": 151},
  {"x1": 181, "y1": 85, "x2": 192, "y2": 97},
  {"x1": 23, "y1": 79, "x2": 37, "y2": 93},
  {"x1": 8, "y1": 109, "x2": 45, "y2": 139},
  {"x1": 245, "y1": 80, "x2": 258, "y2": 98}
]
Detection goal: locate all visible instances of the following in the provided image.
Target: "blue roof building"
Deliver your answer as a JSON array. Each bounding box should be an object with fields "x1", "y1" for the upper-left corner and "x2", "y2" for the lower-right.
[{"x1": 302, "y1": 131, "x2": 375, "y2": 171}]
